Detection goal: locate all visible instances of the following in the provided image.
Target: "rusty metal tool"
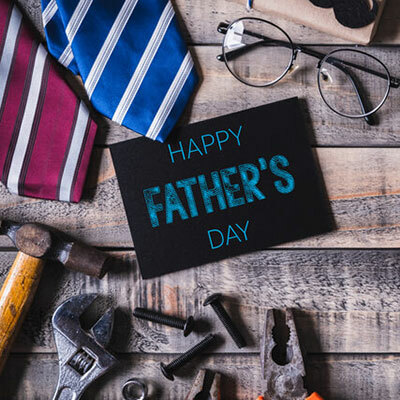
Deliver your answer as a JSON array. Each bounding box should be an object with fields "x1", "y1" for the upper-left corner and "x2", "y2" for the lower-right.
[
  {"x1": 52, "y1": 294, "x2": 118, "y2": 400},
  {"x1": 260, "y1": 309, "x2": 324, "y2": 400},
  {"x1": 185, "y1": 369, "x2": 221, "y2": 400},
  {"x1": 0, "y1": 220, "x2": 112, "y2": 374}
]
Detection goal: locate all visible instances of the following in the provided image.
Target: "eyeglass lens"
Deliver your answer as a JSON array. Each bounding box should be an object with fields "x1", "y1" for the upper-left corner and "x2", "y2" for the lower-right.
[
  {"x1": 223, "y1": 18, "x2": 294, "y2": 87},
  {"x1": 318, "y1": 49, "x2": 390, "y2": 118},
  {"x1": 222, "y1": 18, "x2": 392, "y2": 119}
]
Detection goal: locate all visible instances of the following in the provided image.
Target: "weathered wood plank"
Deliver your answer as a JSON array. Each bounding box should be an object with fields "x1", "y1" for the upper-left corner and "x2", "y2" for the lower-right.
[
  {"x1": 103, "y1": 45, "x2": 400, "y2": 146},
  {"x1": 1, "y1": 353, "x2": 399, "y2": 400},
  {"x1": 17, "y1": 0, "x2": 400, "y2": 45},
  {"x1": 7, "y1": 2, "x2": 400, "y2": 399},
  {"x1": 0, "y1": 149, "x2": 130, "y2": 248},
  {"x1": 182, "y1": 0, "x2": 400, "y2": 45},
  {"x1": 1, "y1": 249, "x2": 399, "y2": 354},
  {"x1": 16, "y1": 1, "x2": 400, "y2": 147},
  {"x1": 2, "y1": 147, "x2": 400, "y2": 248}
]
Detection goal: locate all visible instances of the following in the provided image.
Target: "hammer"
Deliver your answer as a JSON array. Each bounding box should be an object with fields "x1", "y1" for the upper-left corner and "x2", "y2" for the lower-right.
[{"x1": 0, "y1": 219, "x2": 112, "y2": 374}]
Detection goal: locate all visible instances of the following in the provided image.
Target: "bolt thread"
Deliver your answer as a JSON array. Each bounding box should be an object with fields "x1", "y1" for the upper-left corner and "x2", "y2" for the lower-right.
[
  {"x1": 166, "y1": 334, "x2": 216, "y2": 371},
  {"x1": 133, "y1": 308, "x2": 185, "y2": 330},
  {"x1": 212, "y1": 303, "x2": 246, "y2": 349}
]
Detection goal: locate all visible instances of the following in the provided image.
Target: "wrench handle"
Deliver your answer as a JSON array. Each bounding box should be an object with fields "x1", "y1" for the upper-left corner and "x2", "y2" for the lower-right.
[{"x1": 0, "y1": 252, "x2": 45, "y2": 374}]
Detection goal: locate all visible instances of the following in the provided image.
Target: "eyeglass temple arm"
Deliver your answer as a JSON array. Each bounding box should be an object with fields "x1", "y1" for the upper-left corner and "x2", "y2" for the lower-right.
[
  {"x1": 296, "y1": 47, "x2": 375, "y2": 124},
  {"x1": 302, "y1": 48, "x2": 378, "y2": 124},
  {"x1": 217, "y1": 22, "x2": 400, "y2": 89},
  {"x1": 218, "y1": 22, "x2": 374, "y2": 124},
  {"x1": 216, "y1": 39, "x2": 284, "y2": 62},
  {"x1": 217, "y1": 23, "x2": 293, "y2": 62},
  {"x1": 328, "y1": 61, "x2": 375, "y2": 125}
]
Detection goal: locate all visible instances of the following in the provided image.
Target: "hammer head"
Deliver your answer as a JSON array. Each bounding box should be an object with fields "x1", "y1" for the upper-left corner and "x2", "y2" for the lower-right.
[{"x1": 0, "y1": 219, "x2": 111, "y2": 278}]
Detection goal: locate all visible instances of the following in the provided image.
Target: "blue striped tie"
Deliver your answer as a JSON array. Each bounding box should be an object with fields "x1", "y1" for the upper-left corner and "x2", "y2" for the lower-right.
[{"x1": 41, "y1": 0, "x2": 198, "y2": 142}]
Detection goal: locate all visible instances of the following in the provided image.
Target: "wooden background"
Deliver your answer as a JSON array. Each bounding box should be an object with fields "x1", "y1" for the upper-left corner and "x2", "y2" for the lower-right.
[{"x1": 1, "y1": 0, "x2": 400, "y2": 398}]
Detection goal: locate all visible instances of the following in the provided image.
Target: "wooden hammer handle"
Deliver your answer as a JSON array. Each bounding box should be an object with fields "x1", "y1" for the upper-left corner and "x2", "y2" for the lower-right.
[{"x1": 0, "y1": 252, "x2": 45, "y2": 374}]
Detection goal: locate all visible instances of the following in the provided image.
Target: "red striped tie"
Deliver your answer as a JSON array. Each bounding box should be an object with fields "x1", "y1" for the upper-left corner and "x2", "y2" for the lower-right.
[{"x1": 0, "y1": 0, "x2": 97, "y2": 202}]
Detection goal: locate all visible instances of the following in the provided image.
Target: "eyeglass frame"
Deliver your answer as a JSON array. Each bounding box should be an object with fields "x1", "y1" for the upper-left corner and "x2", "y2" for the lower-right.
[{"x1": 217, "y1": 17, "x2": 400, "y2": 125}]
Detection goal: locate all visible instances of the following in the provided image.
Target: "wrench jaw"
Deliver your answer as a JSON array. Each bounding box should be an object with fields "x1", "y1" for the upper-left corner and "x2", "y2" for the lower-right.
[
  {"x1": 261, "y1": 309, "x2": 308, "y2": 400},
  {"x1": 91, "y1": 308, "x2": 114, "y2": 348},
  {"x1": 52, "y1": 294, "x2": 118, "y2": 400},
  {"x1": 52, "y1": 294, "x2": 98, "y2": 328}
]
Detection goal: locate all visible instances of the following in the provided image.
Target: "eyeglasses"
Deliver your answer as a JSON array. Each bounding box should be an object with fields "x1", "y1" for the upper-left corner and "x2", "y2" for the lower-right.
[{"x1": 217, "y1": 18, "x2": 400, "y2": 125}]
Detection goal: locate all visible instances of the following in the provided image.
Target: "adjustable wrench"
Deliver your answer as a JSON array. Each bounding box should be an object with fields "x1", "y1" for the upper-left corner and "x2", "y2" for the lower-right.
[{"x1": 51, "y1": 294, "x2": 118, "y2": 400}]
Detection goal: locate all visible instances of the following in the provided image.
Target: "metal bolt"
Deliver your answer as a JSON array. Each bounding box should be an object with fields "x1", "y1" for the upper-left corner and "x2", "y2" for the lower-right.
[
  {"x1": 160, "y1": 333, "x2": 217, "y2": 381},
  {"x1": 133, "y1": 307, "x2": 194, "y2": 337},
  {"x1": 203, "y1": 293, "x2": 246, "y2": 349}
]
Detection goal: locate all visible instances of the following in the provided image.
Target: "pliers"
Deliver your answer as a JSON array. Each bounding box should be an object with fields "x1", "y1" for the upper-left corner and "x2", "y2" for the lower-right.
[{"x1": 259, "y1": 309, "x2": 324, "y2": 400}]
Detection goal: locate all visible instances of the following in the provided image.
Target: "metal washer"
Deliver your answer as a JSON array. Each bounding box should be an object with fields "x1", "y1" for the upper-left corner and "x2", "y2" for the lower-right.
[{"x1": 122, "y1": 378, "x2": 148, "y2": 400}]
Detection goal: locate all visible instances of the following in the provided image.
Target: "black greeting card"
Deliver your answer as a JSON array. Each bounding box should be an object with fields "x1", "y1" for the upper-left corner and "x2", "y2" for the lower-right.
[{"x1": 110, "y1": 98, "x2": 332, "y2": 278}]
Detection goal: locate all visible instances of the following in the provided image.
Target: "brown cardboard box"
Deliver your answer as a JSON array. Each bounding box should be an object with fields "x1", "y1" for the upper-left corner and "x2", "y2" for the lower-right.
[{"x1": 228, "y1": 0, "x2": 386, "y2": 44}]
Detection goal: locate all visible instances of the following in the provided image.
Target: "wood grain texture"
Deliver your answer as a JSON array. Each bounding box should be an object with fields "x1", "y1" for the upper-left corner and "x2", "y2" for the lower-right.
[
  {"x1": 5, "y1": 1, "x2": 400, "y2": 399},
  {"x1": 226, "y1": 0, "x2": 388, "y2": 45},
  {"x1": 180, "y1": 0, "x2": 400, "y2": 45},
  {"x1": 16, "y1": 1, "x2": 400, "y2": 147},
  {"x1": 101, "y1": 45, "x2": 400, "y2": 147},
  {"x1": 17, "y1": 0, "x2": 400, "y2": 45},
  {"x1": 0, "y1": 253, "x2": 44, "y2": 372},
  {"x1": 3, "y1": 147, "x2": 400, "y2": 248},
  {"x1": 0, "y1": 250, "x2": 399, "y2": 354},
  {"x1": 1, "y1": 353, "x2": 399, "y2": 400}
]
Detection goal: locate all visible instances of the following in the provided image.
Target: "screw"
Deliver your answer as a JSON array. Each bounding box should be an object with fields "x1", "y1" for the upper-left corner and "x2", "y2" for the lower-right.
[
  {"x1": 160, "y1": 333, "x2": 217, "y2": 381},
  {"x1": 133, "y1": 307, "x2": 194, "y2": 337},
  {"x1": 203, "y1": 293, "x2": 246, "y2": 349}
]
